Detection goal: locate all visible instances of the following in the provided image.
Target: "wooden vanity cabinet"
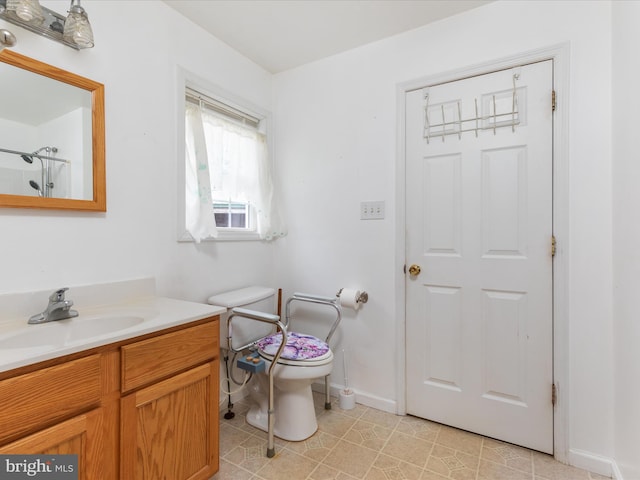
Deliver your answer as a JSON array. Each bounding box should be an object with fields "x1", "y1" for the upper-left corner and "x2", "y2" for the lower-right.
[
  {"x1": 120, "y1": 321, "x2": 219, "y2": 480},
  {"x1": 0, "y1": 316, "x2": 220, "y2": 480},
  {"x1": 0, "y1": 409, "x2": 104, "y2": 479}
]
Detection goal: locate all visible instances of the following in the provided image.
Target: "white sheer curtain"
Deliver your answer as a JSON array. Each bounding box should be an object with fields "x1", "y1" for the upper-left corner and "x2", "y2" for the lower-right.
[
  {"x1": 185, "y1": 103, "x2": 218, "y2": 242},
  {"x1": 254, "y1": 134, "x2": 287, "y2": 240},
  {"x1": 185, "y1": 102, "x2": 286, "y2": 241}
]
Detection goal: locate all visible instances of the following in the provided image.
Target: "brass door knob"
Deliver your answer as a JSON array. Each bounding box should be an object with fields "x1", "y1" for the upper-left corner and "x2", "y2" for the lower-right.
[{"x1": 408, "y1": 264, "x2": 421, "y2": 276}]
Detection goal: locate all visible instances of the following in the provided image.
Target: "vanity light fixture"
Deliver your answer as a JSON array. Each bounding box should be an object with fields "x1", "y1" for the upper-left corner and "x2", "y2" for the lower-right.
[
  {"x1": 0, "y1": 0, "x2": 94, "y2": 50},
  {"x1": 0, "y1": 28, "x2": 17, "y2": 50}
]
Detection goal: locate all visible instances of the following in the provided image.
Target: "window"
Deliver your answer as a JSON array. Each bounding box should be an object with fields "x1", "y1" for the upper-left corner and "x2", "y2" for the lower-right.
[
  {"x1": 213, "y1": 201, "x2": 248, "y2": 228},
  {"x1": 183, "y1": 85, "x2": 285, "y2": 242}
]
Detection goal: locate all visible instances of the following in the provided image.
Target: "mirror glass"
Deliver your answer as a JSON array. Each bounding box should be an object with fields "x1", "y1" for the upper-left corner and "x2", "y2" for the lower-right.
[{"x1": 0, "y1": 50, "x2": 105, "y2": 211}]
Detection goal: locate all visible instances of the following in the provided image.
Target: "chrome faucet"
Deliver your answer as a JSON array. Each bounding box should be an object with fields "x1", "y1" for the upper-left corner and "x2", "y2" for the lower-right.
[{"x1": 28, "y1": 288, "x2": 79, "y2": 324}]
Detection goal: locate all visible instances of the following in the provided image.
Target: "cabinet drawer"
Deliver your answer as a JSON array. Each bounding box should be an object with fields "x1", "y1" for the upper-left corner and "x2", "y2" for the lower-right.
[
  {"x1": 121, "y1": 320, "x2": 218, "y2": 393},
  {"x1": 0, "y1": 354, "x2": 101, "y2": 444}
]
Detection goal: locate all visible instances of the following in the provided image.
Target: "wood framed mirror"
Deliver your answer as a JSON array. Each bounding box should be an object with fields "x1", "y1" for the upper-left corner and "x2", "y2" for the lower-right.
[{"x1": 0, "y1": 50, "x2": 105, "y2": 211}]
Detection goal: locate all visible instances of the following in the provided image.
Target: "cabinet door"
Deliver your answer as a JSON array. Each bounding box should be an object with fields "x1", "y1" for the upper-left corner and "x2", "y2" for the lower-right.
[
  {"x1": 0, "y1": 408, "x2": 104, "y2": 480},
  {"x1": 121, "y1": 362, "x2": 218, "y2": 480}
]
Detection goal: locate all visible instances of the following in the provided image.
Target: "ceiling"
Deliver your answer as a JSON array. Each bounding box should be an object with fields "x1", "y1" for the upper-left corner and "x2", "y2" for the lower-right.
[{"x1": 163, "y1": 0, "x2": 492, "y2": 73}]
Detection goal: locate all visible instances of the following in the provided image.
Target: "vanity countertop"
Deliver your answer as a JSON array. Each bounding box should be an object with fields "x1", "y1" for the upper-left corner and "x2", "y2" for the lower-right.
[{"x1": 0, "y1": 296, "x2": 225, "y2": 374}]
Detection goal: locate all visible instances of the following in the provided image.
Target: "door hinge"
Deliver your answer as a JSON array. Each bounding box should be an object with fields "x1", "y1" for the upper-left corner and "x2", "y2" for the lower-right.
[
  {"x1": 552, "y1": 90, "x2": 556, "y2": 112},
  {"x1": 551, "y1": 235, "x2": 557, "y2": 257},
  {"x1": 552, "y1": 383, "x2": 557, "y2": 406}
]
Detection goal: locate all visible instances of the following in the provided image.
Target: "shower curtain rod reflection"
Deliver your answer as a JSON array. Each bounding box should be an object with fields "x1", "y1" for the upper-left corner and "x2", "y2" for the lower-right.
[{"x1": 0, "y1": 147, "x2": 71, "y2": 163}]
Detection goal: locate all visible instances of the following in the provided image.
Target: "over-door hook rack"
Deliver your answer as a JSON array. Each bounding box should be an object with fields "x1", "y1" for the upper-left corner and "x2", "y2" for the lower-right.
[{"x1": 423, "y1": 73, "x2": 521, "y2": 143}]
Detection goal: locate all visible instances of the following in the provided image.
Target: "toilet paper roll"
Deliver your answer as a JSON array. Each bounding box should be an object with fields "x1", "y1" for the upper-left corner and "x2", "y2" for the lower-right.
[{"x1": 339, "y1": 288, "x2": 361, "y2": 310}]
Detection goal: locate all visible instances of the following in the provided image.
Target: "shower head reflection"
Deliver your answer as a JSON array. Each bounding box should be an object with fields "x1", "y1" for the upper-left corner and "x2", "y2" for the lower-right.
[{"x1": 29, "y1": 180, "x2": 43, "y2": 197}]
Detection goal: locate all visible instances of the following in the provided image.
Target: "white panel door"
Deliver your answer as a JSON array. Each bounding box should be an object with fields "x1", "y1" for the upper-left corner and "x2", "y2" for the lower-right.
[{"x1": 405, "y1": 61, "x2": 553, "y2": 453}]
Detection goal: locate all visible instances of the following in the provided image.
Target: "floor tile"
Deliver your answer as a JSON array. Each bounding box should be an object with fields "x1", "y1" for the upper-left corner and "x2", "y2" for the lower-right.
[
  {"x1": 396, "y1": 416, "x2": 442, "y2": 443},
  {"x1": 381, "y1": 431, "x2": 433, "y2": 468},
  {"x1": 213, "y1": 394, "x2": 609, "y2": 480},
  {"x1": 343, "y1": 419, "x2": 394, "y2": 451},
  {"x1": 373, "y1": 452, "x2": 427, "y2": 480},
  {"x1": 435, "y1": 426, "x2": 483, "y2": 457},
  {"x1": 477, "y1": 459, "x2": 533, "y2": 480},
  {"x1": 285, "y1": 430, "x2": 340, "y2": 462},
  {"x1": 322, "y1": 439, "x2": 379, "y2": 478},
  {"x1": 210, "y1": 458, "x2": 254, "y2": 480},
  {"x1": 481, "y1": 437, "x2": 533, "y2": 474},
  {"x1": 256, "y1": 448, "x2": 319, "y2": 480},
  {"x1": 425, "y1": 443, "x2": 479, "y2": 479},
  {"x1": 316, "y1": 410, "x2": 359, "y2": 438}
]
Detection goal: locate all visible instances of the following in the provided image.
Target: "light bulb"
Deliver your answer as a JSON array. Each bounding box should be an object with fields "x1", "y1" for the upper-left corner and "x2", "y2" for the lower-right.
[
  {"x1": 12, "y1": 0, "x2": 44, "y2": 24},
  {"x1": 63, "y1": 2, "x2": 94, "y2": 48}
]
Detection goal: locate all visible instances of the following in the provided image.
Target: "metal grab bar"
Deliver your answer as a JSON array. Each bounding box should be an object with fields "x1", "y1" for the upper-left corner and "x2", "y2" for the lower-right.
[
  {"x1": 285, "y1": 292, "x2": 342, "y2": 344},
  {"x1": 289, "y1": 292, "x2": 337, "y2": 303},
  {"x1": 227, "y1": 307, "x2": 288, "y2": 458},
  {"x1": 284, "y1": 292, "x2": 342, "y2": 410}
]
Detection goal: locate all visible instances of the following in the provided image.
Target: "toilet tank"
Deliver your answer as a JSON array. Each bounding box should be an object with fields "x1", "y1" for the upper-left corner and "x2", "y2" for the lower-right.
[{"x1": 208, "y1": 286, "x2": 277, "y2": 351}]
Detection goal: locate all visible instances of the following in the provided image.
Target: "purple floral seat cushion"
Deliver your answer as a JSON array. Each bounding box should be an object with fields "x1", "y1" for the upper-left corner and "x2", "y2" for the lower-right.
[{"x1": 257, "y1": 332, "x2": 330, "y2": 361}]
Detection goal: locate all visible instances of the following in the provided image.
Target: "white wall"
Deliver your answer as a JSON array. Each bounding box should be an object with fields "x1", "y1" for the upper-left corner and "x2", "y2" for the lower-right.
[
  {"x1": 0, "y1": 1, "x2": 276, "y2": 301},
  {"x1": 273, "y1": 0, "x2": 615, "y2": 473},
  {"x1": 612, "y1": 2, "x2": 640, "y2": 479},
  {"x1": 2, "y1": 0, "x2": 630, "y2": 475}
]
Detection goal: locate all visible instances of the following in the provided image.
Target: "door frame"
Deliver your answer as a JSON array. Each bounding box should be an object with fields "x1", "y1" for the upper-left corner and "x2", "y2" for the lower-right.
[{"x1": 395, "y1": 43, "x2": 570, "y2": 462}]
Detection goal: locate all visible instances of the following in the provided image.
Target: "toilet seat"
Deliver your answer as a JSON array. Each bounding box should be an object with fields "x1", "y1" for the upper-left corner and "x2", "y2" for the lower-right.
[{"x1": 257, "y1": 332, "x2": 333, "y2": 366}]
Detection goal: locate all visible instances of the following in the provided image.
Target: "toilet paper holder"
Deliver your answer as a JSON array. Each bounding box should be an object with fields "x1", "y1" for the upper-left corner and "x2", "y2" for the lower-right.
[{"x1": 337, "y1": 288, "x2": 369, "y2": 305}]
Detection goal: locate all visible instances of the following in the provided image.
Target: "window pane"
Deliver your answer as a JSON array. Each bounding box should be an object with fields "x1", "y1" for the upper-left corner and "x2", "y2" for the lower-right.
[
  {"x1": 214, "y1": 212, "x2": 229, "y2": 227},
  {"x1": 230, "y1": 213, "x2": 246, "y2": 228},
  {"x1": 213, "y1": 201, "x2": 248, "y2": 229}
]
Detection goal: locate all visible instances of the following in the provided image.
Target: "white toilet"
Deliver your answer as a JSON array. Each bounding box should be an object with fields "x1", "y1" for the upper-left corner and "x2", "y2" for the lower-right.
[{"x1": 208, "y1": 286, "x2": 334, "y2": 441}]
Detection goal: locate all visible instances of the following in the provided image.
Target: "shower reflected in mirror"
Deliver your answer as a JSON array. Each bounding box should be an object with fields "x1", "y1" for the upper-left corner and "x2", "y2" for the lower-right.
[
  {"x1": 0, "y1": 145, "x2": 67, "y2": 198},
  {"x1": 20, "y1": 146, "x2": 58, "y2": 198},
  {"x1": 29, "y1": 180, "x2": 42, "y2": 196}
]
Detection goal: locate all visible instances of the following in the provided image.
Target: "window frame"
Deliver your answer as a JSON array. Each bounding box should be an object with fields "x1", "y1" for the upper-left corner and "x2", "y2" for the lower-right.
[{"x1": 177, "y1": 68, "x2": 272, "y2": 242}]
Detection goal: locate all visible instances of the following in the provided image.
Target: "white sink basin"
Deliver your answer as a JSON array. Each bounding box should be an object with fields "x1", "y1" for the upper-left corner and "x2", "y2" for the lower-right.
[
  {"x1": 63, "y1": 315, "x2": 144, "y2": 342},
  {"x1": 0, "y1": 324, "x2": 61, "y2": 349},
  {"x1": 0, "y1": 314, "x2": 146, "y2": 349},
  {"x1": 63, "y1": 315, "x2": 145, "y2": 343}
]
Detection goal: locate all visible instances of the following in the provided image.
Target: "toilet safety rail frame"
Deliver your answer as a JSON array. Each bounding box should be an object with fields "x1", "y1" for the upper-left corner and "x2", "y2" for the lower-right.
[
  {"x1": 284, "y1": 292, "x2": 342, "y2": 410},
  {"x1": 227, "y1": 307, "x2": 288, "y2": 458}
]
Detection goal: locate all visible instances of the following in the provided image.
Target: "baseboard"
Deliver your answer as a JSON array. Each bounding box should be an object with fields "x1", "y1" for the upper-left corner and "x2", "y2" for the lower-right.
[
  {"x1": 568, "y1": 448, "x2": 618, "y2": 478},
  {"x1": 614, "y1": 461, "x2": 640, "y2": 480},
  {"x1": 611, "y1": 461, "x2": 624, "y2": 480}
]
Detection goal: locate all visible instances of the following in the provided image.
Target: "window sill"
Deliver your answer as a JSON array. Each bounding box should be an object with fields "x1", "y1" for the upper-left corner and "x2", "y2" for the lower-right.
[{"x1": 178, "y1": 229, "x2": 262, "y2": 243}]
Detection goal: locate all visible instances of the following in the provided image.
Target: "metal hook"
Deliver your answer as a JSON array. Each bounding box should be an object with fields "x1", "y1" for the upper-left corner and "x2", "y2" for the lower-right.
[
  {"x1": 492, "y1": 95, "x2": 497, "y2": 135},
  {"x1": 424, "y1": 92, "x2": 431, "y2": 144},
  {"x1": 457, "y1": 101, "x2": 462, "y2": 140},
  {"x1": 512, "y1": 73, "x2": 520, "y2": 132}
]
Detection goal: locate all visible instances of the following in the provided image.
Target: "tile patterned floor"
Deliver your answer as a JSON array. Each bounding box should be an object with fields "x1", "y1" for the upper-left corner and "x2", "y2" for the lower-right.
[{"x1": 211, "y1": 393, "x2": 609, "y2": 480}]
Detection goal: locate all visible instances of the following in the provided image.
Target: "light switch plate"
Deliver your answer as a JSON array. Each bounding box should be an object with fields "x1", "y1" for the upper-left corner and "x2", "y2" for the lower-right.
[{"x1": 361, "y1": 201, "x2": 385, "y2": 220}]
